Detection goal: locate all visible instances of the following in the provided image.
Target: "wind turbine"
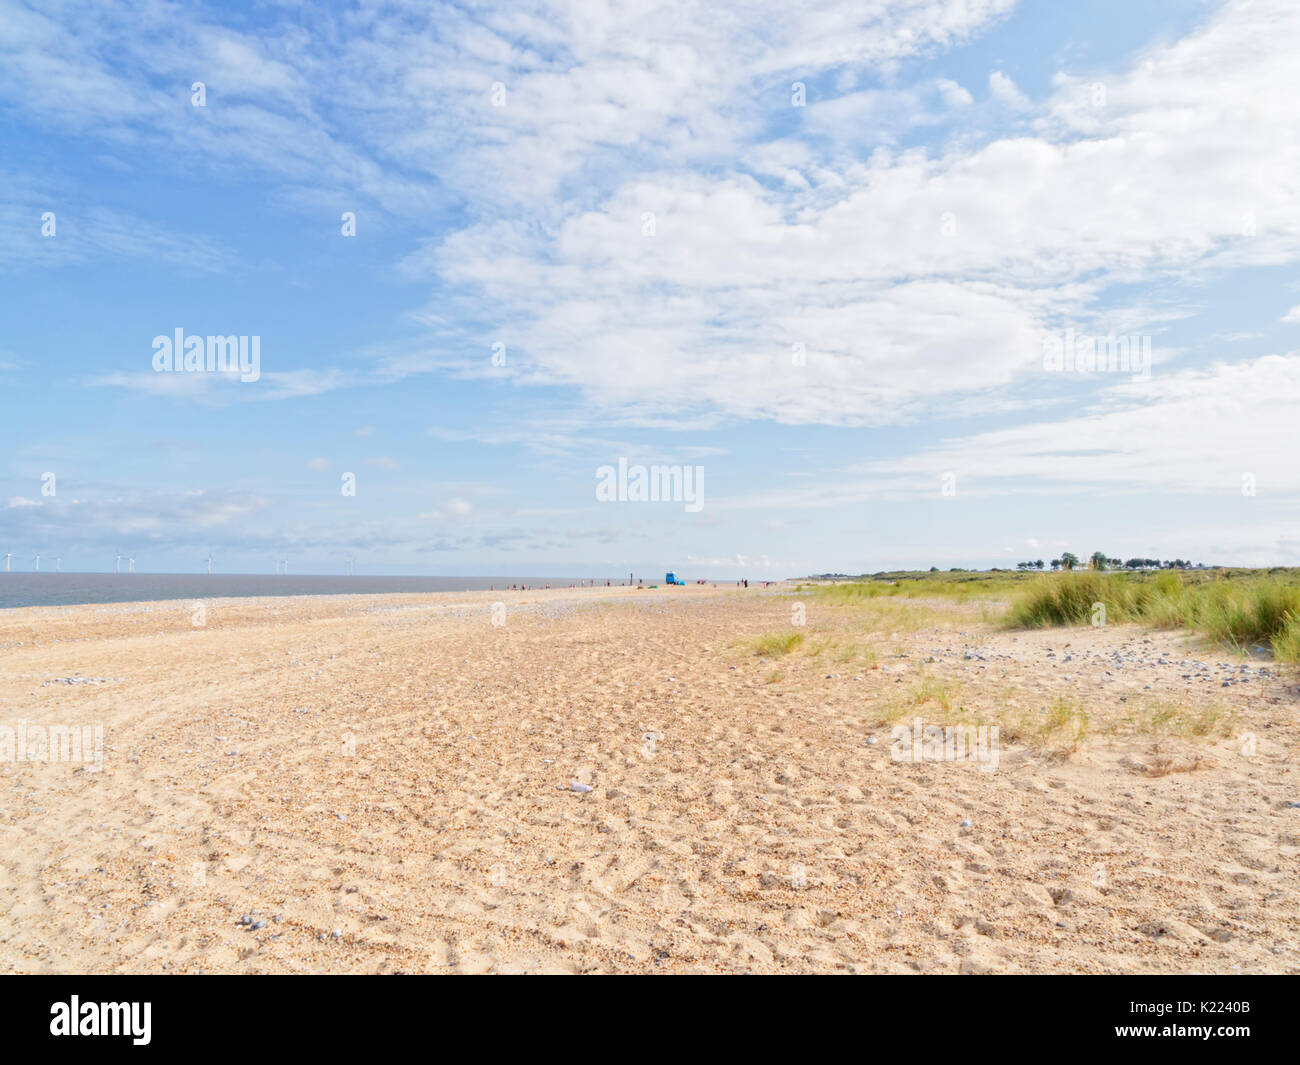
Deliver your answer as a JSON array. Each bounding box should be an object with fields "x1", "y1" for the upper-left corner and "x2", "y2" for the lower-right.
[
  {"x1": 115, "y1": 553, "x2": 122, "y2": 575},
  {"x1": 33, "y1": 554, "x2": 40, "y2": 572},
  {"x1": 280, "y1": 556, "x2": 288, "y2": 576},
  {"x1": 4, "y1": 552, "x2": 12, "y2": 573},
  {"x1": 205, "y1": 554, "x2": 213, "y2": 575},
  {"x1": 347, "y1": 557, "x2": 354, "y2": 577},
  {"x1": 54, "y1": 557, "x2": 61, "y2": 572},
  {"x1": 127, "y1": 556, "x2": 135, "y2": 575}
]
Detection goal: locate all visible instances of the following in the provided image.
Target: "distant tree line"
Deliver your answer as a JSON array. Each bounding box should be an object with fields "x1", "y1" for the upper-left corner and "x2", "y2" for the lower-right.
[{"x1": 1016, "y1": 554, "x2": 1198, "y2": 572}]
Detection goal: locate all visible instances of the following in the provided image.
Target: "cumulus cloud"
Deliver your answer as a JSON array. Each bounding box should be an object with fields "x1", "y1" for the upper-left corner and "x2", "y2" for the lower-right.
[
  {"x1": 30, "y1": 0, "x2": 1300, "y2": 444},
  {"x1": 409, "y1": 0, "x2": 1300, "y2": 433},
  {"x1": 987, "y1": 70, "x2": 1029, "y2": 109}
]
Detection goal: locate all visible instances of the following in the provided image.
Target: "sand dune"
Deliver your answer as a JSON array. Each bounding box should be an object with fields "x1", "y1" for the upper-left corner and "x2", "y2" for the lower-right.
[{"x1": 0, "y1": 584, "x2": 1296, "y2": 973}]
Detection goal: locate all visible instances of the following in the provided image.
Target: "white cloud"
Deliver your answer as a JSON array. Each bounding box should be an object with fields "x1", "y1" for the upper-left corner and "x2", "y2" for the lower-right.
[
  {"x1": 422, "y1": 0, "x2": 1300, "y2": 427},
  {"x1": 987, "y1": 70, "x2": 1029, "y2": 109},
  {"x1": 870, "y1": 353, "x2": 1300, "y2": 495},
  {"x1": 936, "y1": 78, "x2": 974, "y2": 108},
  {"x1": 0, "y1": 0, "x2": 1016, "y2": 220},
  {"x1": 27, "y1": 0, "x2": 1299, "y2": 433},
  {"x1": 714, "y1": 353, "x2": 1300, "y2": 508}
]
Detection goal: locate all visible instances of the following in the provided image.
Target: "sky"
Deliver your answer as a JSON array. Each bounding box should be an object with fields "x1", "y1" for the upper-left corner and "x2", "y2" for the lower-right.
[{"x1": 1, "y1": 0, "x2": 1298, "y2": 578}]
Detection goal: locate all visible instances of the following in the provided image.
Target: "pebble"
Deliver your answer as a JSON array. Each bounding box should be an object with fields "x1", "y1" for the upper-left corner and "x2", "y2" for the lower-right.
[{"x1": 569, "y1": 781, "x2": 593, "y2": 793}]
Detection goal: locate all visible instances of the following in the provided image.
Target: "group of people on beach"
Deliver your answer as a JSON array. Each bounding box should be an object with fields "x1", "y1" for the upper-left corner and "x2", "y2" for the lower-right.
[
  {"x1": 488, "y1": 579, "x2": 626, "y2": 591},
  {"x1": 486, "y1": 577, "x2": 757, "y2": 591}
]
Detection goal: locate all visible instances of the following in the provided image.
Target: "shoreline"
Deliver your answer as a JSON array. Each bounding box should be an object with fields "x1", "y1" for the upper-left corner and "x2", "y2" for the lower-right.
[{"x1": 0, "y1": 575, "x2": 724, "y2": 612}]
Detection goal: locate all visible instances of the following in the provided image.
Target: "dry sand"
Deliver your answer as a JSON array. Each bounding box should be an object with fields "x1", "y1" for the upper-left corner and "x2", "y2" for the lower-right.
[{"x1": 0, "y1": 583, "x2": 1297, "y2": 973}]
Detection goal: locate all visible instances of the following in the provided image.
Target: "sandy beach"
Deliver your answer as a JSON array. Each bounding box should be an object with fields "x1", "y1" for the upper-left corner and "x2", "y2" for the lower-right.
[{"x1": 1, "y1": 584, "x2": 1296, "y2": 973}]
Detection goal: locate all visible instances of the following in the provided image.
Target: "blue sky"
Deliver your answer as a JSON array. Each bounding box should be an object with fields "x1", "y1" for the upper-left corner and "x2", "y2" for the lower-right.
[{"x1": 2, "y1": 0, "x2": 1298, "y2": 577}]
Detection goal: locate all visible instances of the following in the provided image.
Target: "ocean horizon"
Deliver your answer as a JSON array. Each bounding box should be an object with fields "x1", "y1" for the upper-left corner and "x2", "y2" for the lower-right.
[{"x1": 0, "y1": 573, "x2": 634, "y2": 610}]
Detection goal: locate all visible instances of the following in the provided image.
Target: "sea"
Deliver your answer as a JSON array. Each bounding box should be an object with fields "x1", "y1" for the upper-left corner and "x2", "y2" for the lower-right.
[{"x1": 0, "y1": 573, "x2": 614, "y2": 610}]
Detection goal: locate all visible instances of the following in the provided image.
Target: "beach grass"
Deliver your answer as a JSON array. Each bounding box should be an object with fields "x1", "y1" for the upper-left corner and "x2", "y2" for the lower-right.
[
  {"x1": 1003, "y1": 571, "x2": 1300, "y2": 662},
  {"x1": 1007, "y1": 696, "x2": 1090, "y2": 756},
  {"x1": 751, "y1": 631, "x2": 805, "y2": 657}
]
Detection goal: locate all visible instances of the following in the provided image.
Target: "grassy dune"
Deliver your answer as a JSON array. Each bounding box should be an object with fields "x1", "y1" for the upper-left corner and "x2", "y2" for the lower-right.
[
  {"x1": 1005, "y1": 571, "x2": 1300, "y2": 662},
  {"x1": 795, "y1": 567, "x2": 1300, "y2": 663}
]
